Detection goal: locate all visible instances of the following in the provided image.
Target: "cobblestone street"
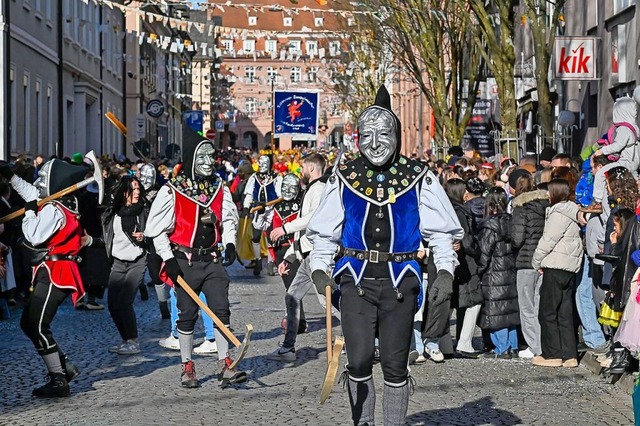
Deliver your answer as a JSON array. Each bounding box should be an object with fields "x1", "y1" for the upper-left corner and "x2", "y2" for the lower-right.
[{"x1": 0, "y1": 264, "x2": 635, "y2": 425}]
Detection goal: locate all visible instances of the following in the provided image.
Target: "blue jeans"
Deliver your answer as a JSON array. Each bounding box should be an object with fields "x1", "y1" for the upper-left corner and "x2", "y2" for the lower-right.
[
  {"x1": 169, "y1": 288, "x2": 215, "y2": 340},
  {"x1": 489, "y1": 327, "x2": 518, "y2": 355},
  {"x1": 575, "y1": 255, "x2": 606, "y2": 348}
]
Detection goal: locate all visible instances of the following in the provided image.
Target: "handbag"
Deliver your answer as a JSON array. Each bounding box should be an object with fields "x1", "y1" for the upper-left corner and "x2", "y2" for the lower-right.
[
  {"x1": 17, "y1": 237, "x2": 49, "y2": 266},
  {"x1": 598, "y1": 291, "x2": 622, "y2": 327}
]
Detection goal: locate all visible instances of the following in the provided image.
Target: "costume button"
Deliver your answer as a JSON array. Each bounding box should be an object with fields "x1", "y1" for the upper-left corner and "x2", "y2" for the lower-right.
[
  {"x1": 375, "y1": 228, "x2": 380, "y2": 232},
  {"x1": 375, "y1": 243, "x2": 381, "y2": 248}
]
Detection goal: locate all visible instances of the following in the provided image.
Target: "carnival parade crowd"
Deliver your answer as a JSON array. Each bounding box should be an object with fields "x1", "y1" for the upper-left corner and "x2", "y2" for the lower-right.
[{"x1": 2, "y1": 86, "x2": 640, "y2": 425}]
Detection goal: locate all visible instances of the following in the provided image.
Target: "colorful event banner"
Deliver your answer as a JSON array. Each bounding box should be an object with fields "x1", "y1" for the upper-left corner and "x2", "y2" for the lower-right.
[{"x1": 273, "y1": 91, "x2": 319, "y2": 140}]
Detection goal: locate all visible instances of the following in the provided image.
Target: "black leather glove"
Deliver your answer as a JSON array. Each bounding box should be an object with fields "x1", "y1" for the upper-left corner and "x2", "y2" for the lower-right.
[
  {"x1": 25, "y1": 200, "x2": 38, "y2": 214},
  {"x1": 222, "y1": 243, "x2": 236, "y2": 267},
  {"x1": 240, "y1": 207, "x2": 250, "y2": 218},
  {"x1": 164, "y1": 257, "x2": 183, "y2": 285},
  {"x1": 311, "y1": 270, "x2": 338, "y2": 294},
  {"x1": 0, "y1": 165, "x2": 14, "y2": 181},
  {"x1": 430, "y1": 270, "x2": 453, "y2": 306}
]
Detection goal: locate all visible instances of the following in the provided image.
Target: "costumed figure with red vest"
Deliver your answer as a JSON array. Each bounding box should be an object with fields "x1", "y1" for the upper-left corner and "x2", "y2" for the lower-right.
[
  {"x1": 241, "y1": 155, "x2": 282, "y2": 275},
  {"x1": 0, "y1": 160, "x2": 90, "y2": 398},
  {"x1": 307, "y1": 85, "x2": 463, "y2": 425},
  {"x1": 252, "y1": 173, "x2": 307, "y2": 332},
  {"x1": 145, "y1": 140, "x2": 247, "y2": 388}
]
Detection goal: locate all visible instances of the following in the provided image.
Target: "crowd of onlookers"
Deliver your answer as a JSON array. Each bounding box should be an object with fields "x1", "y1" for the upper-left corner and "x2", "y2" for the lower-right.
[{"x1": 1, "y1": 137, "x2": 639, "y2": 381}]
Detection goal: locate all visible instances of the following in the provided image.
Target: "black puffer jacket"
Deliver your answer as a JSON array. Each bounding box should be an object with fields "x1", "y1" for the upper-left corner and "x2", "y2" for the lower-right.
[
  {"x1": 477, "y1": 213, "x2": 519, "y2": 330},
  {"x1": 465, "y1": 196, "x2": 485, "y2": 225},
  {"x1": 451, "y1": 201, "x2": 483, "y2": 308},
  {"x1": 511, "y1": 190, "x2": 549, "y2": 270}
]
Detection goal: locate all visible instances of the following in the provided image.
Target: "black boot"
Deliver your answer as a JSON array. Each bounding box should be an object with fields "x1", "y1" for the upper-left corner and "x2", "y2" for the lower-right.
[
  {"x1": 32, "y1": 372, "x2": 70, "y2": 398},
  {"x1": 159, "y1": 301, "x2": 170, "y2": 319},
  {"x1": 139, "y1": 284, "x2": 149, "y2": 301},
  {"x1": 253, "y1": 259, "x2": 262, "y2": 276},
  {"x1": 59, "y1": 350, "x2": 80, "y2": 382},
  {"x1": 607, "y1": 349, "x2": 631, "y2": 374}
]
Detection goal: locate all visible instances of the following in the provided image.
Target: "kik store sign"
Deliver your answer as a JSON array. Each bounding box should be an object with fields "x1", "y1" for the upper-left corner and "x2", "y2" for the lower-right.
[{"x1": 554, "y1": 37, "x2": 598, "y2": 80}]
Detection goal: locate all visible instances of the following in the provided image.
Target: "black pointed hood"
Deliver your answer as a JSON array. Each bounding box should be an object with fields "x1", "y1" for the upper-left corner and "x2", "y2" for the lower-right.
[
  {"x1": 181, "y1": 138, "x2": 215, "y2": 181},
  {"x1": 48, "y1": 160, "x2": 87, "y2": 195},
  {"x1": 357, "y1": 84, "x2": 402, "y2": 171}
]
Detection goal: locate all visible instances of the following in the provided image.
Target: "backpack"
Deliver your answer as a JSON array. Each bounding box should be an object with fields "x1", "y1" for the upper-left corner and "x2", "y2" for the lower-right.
[{"x1": 597, "y1": 122, "x2": 638, "y2": 161}]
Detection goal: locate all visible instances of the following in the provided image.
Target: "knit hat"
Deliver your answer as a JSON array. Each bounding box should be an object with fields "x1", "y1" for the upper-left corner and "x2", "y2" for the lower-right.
[{"x1": 539, "y1": 147, "x2": 557, "y2": 163}]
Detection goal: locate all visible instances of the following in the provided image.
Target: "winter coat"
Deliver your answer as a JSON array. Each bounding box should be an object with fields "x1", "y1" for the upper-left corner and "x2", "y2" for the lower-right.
[
  {"x1": 511, "y1": 190, "x2": 549, "y2": 270},
  {"x1": 575, "y1": 160, "x2": 594, "y2": 207},
  {"x1": 465, "y1": 196, "x2": 485, "y2": 225},
  {"x1": 600, "y1": 97, "x2": 640, "y2": 171},
  {"x1": 611, "y1": 217, "x2": 640, "y2": 310},
  {"x1": 102, "y1": 203, "x2": 149, "y2": 260},
  {"x1": 477, "y1": 213, "x2": 519, "y2": 330},
  {"x1": 532, "y1": 201, "x2": 584, "y2": 273},
  {"x1": 451, "y1": 201, "x2": 483, "y2": 308}
]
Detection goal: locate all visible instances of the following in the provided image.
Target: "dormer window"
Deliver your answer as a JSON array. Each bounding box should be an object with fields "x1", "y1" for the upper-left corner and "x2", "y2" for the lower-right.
[
  {"x1": 314, "y1": 17, "x2": 323, "y2": 27},
  {"x1": 248, "y1": 16, "x2": 257, "y2": 26},
  {"x1": 283, "y1": 16, "x2": 292, "y2": 27}
]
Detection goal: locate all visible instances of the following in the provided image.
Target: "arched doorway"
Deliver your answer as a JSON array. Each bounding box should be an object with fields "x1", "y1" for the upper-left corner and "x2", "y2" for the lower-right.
[
  {"x1": 264, "y1": 132, "x2": 272, "y2": 147},
  {"x1": 243, "y1": 131, "x2": 258, "y2": 150},
  {"x1": 227, "y1": 131, "x2": 237, "y2": 148}
]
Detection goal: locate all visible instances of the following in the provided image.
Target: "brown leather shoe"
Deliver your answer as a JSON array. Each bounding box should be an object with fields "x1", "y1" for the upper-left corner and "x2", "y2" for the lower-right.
[
  {"x1": 562, "y1": 358, "x2": 579, "y2": 368},
  {"x1": 532, "y1": 356, "x2": 562, "y2": 367}
]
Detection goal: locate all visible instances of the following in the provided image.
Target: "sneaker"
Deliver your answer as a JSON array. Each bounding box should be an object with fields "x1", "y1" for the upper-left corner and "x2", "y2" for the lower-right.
[
  {"x1": 194, "y1": 340, "x2": 218, "y2": 355},
  {"x1": 518, "y1": 348, "x2": 535, "y2": 359},
  {"x1": 415, "y1": 354, "x2": 427, "y2": 364},
  {"x1": 75, "y1": 301, "x2": 86, "y2": 310},
  {"x1": 424, "y1": 344, "x2": 444, "y2": 363},
  {"x1": 85, "y1": 301, "x2": 104, "y2": 311},
  {"x1": 217, "y1": 356, "x2": 248, "y2": 387},
  {"x1": 159, "y1": 335, "x2": 180, "y2": 350},
  {"x1": 606, "y1": 349, "x2": 631, "y2": 374},
  {"x1": 591, "y1": 341, "x2": 611, "y2": 355},
  {"x1": 117, "y1": 341, "x2": 141, "y2": 355},
  {"x1": 181, "y1": 360, "x2": 199, "y2": 388},
  {"x1": 532, "y1": 356, "x2": 562, "y2": 367},
  {"x1": 109, "y1": 341, "x2": 125, "y2": 353},
  {"x1": 562, "y1": 358, "x2": 579, "y2": 368},
  {"x1": 32, "y1": 373, "x2": 70, "y2": 398},
  {"x1": 456, "y1": 350, "x2": 480, "y2": 359},
  {"x1": 482, "y1": 350, "x2": 512, "y2": 360},
  {"x1": 267, "y1": 261, "x2": 276, "y2": 276},
  {"x1": 408, "y1": 350, "x2": 419, "y2": 365},
  {"x1": 266, "y1": 346, "x2": 296, "y2": 362}
]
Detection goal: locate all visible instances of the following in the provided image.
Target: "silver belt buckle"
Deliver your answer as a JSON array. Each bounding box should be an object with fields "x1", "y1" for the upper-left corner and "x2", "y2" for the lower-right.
[{"x1": 369, "y1": 250, "x2": 379, "y2": 263}]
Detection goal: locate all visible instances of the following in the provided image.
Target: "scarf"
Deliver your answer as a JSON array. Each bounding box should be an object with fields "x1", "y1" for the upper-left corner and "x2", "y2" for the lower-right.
[{"x1": 117, "y1": 202, "x2": 143, "y2": 246}]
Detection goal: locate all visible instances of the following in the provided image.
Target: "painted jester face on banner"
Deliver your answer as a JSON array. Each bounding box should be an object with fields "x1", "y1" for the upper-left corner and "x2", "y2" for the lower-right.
[
  {"x1": 34, "y1": 160, "x2": 53, "y2": 198},
  {"x1": 258, "y1": 155, "x2": 271, "y2": 174},
  {"x1": 281, "y1": 174, "x2": 300, "y2": 201},
  {"x1": 194, "y1": 143, "x2": 215, "y2": 177},
  {"x1": 138, "y1": 163, "x2": 156, "y2": 190},
  {"x1": 357, "y1": 107, "x2": 398, "y2": 168}
]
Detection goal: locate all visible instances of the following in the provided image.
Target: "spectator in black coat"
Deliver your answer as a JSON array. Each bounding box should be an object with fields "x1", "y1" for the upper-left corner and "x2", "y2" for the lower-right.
[
  {"x1": 478, "y1": 187, "x2": 519, "y2": 359},
  {"x1": 511, "y1": 172, "x2": 549, "y2": 359},
  {"x1": 445, "y1": 179, "x2": 482, "y2": 357}
]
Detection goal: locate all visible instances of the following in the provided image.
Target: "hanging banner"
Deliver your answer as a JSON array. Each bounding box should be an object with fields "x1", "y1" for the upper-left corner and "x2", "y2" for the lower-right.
[{"x1": 273, "y1": 91, "x2": 319, "y2": 140}]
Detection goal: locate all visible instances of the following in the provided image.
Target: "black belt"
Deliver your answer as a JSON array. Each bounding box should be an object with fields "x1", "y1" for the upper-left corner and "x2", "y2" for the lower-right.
[
  {"x1": 45, "y1": 254, "x2": 82, "y2": 263},
  {"x1": 342, "y1": 248, "x2": 419, "y2": 264},
  {"x1": 171, "y1": 244, "x2": 220, "y2": 256}
]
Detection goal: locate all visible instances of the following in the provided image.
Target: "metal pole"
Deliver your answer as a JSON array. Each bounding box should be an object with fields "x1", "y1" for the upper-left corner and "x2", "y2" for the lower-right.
[
  {"x1": 270, "y1": 76, "x2": 275, "y2": 151},
  {"x1": 0, "y1": 0, "x2": 9, "y2": 160}
]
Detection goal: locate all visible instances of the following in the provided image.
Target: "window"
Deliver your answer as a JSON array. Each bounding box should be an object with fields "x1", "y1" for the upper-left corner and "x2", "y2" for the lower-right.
[
  {"x1": 63, "y1": 0, "x2": 71, "y2": 36},
  {"x1": 248, "y1": 16, "x2": 257, "y2": 26},
  {"x1": 347, "y1": 17, "x2": 355, "y2": 26},
  {"x1": 47, "y1": 85, "x2": 53, "y2": 154},
  {"x1": 222, "y1": 40, "x2": 233, "y2": 52},
  {"x1": 243, "y1": 39, "x2": 255, "y2": 53},
  {"x1": 45, "y1": 0, "x2": 52, "y2": 22},
  {"x1": 290, "y1": 67, "x2": 301, "y2": 83},
  {"x1": 245, "y1": 97, "x2": 256, "y2": 113},
  {"x1": 314, "y1": 17, "x2": 324, "y2": 27},
  {"x1": 9, "y1": 67, "x2": 16, "y2": 152},
  {"x1": 244, "y1": 66, "x2": 256, "y2": 83},
  {"x1": 329, "y1": 41, "x2": 341, "y2": 56},
  {"x1": 283, "y1": 16, "x2": 292, "y2": 27},
  {"x1": 614, "y1": 0, "x2": 635, "y2": 13},
  {"x1": 267, "y1": 66, "x2": 278, "y2": 81},
  {"x1": 307, "y1": 66, "x2": 318, "y2": 82},
  {"x1": 23, "y1": 73, "x2": 31, "y2": 153},
  {"x1": 36, "y1": 80, "x2": 42, "y2": 153},
  {"x1": 35, "y1": 0, "x2": 42, "y2": 16},
  {"x1": 265, "y1": 39, "x2": 277, "y2": 53},
  {"x1": 289, "y1": 40, "x2": 301, "y2": 53},
  {"x1": 306, "y1": 41, "x2": 318, "y2": 55},
  {"x1": 612, "y1": 24, "x2": 627, "y2": 83}
]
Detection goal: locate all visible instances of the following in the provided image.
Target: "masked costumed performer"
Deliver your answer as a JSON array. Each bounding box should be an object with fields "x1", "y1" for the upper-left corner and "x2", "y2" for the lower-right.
[{"x1": 308, "y1": 86, "x2": 463, "y2": 425}]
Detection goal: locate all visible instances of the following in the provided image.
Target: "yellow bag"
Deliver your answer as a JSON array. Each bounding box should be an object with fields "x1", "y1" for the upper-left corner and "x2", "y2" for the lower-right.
[{"x1": 598, "y1": 293, "x2": 622, "y2": 327}]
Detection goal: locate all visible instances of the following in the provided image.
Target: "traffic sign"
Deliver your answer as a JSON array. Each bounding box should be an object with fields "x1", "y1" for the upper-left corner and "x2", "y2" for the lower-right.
[
  {"x1": 205, "y1": 129, "x2": 216, "y2": 140},
  {"x1": 183, "y1": 110, "x2": 204, "y2": 133},
  {"x1": 215, "y1": 120, "x2": 225, "y2": 131},
  {"x1": 146, "y1": 99, "x2": 165, "y2": 118},
  {"x1": 135, "y1": 115, "x2": 146, "y2": 139}
]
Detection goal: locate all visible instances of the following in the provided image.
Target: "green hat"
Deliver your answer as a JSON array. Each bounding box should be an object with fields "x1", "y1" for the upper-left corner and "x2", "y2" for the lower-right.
[{"x1": 71, "y1": 152, "x2": 83, "y2": 164}]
